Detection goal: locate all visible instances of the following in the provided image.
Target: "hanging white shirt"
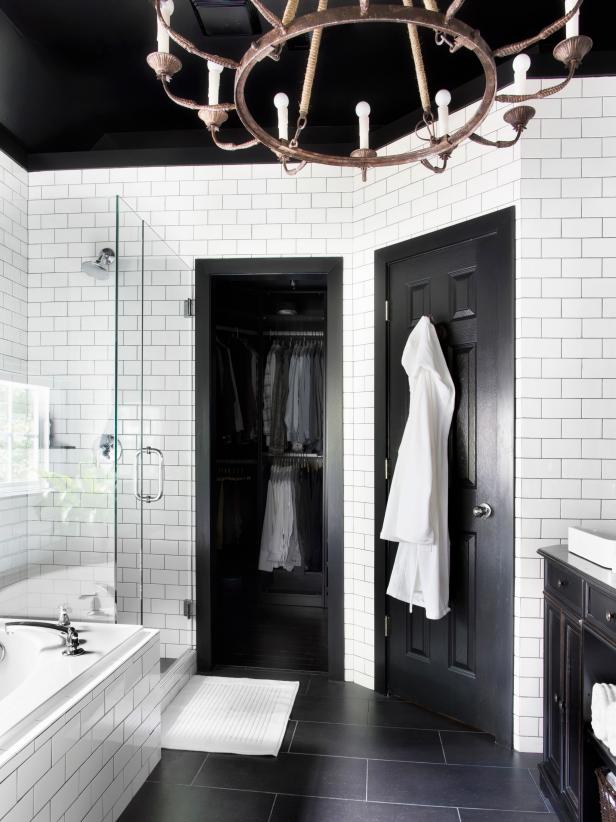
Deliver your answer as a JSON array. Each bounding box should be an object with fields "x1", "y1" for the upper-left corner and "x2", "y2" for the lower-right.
[{"x1": 380, "y1": 315, "x2": 455, "y2": 620}]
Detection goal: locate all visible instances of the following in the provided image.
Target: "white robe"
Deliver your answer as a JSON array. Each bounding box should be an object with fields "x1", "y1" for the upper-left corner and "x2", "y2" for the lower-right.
[{"x1": 380, "y1": 315, "x2": 455, "y2": 620}]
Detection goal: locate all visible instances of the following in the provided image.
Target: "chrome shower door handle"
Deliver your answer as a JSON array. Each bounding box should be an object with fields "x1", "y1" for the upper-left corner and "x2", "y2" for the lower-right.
[{"x1": 134, "y1": 447, "x2": 165, "y2": 503}]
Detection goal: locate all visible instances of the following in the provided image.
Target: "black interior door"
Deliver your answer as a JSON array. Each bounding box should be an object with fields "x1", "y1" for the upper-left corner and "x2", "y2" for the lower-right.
[{"x1": 381, "y1": 209, "x2": 514, "y2": 744}]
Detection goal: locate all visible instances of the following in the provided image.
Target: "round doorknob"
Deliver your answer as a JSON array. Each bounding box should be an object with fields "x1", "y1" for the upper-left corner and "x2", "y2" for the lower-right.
[{"x1": 472, "y1": 503, "x2": 493, "y2": 519}]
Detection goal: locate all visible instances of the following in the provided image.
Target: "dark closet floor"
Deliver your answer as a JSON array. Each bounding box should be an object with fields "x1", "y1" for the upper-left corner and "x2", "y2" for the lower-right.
[
  {"x1": 219, "y1": 601, "x2": 328, "y2": 670},
  {"x1": 119, "y1": 668, "x2": 557, "y2": 822}
]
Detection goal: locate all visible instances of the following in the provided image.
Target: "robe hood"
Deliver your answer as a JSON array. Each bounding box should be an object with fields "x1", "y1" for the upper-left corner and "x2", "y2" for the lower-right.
[{"x1": 402, "y1": 315, "x2": 453, "y2": 390}]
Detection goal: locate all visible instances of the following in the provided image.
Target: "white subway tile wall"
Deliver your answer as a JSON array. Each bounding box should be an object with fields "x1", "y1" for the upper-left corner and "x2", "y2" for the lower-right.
[
  {"x1": 0, "y1": 75, "x2": 610, "y2": 752},
  {"x1": 0, "y1": 152, "x2": 29, "y2": 608},
  {"x1": 0, "y1": 633, "x2": 161, "y2": 822}
]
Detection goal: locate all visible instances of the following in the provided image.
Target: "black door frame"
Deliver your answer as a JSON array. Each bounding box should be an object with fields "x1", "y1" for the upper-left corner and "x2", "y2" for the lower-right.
[
  {"x1": 195, "y1": 256, "x2": 344, "y2": 680},
  {"x1": 373, "y1": 210, "x2": 515, "y2": 724}
]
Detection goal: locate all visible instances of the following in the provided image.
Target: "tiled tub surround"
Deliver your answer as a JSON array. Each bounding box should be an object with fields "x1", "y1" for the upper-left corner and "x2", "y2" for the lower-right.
[
  {"x1": 16, "y1": 74, "x2": 616, "y2": 751},
  {"x1": 0, "y1": 626, "x2": 161, "y2": 822}
]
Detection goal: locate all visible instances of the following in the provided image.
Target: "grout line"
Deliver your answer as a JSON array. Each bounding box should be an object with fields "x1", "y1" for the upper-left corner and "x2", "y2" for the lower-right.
[
  {"x1": 365, "y1": 759, "x2": 369, "y2": 801},
  {"x1": 438, "y1": 731, "x2": 448, "y2": 765},
  {"x1": 457, "y1": 809, "x2": 462, "y2": 822},
  {"x1": 527, "y1": 765, "x2": 552, "y2": 813},
  {"x1": 189, "y1": 753, "x2": 209, "y2": 786},
  {"x1": 279, "y1": 748, "x2": 539, "y2": 769},
  {"x1": 266, "y1": 794, "x2": 278, "y2": 822},
  {"x1": 175, "y1": 783, "x2": 551, "y2": 813},
  {"x1": 287, "y1": 721, "x2": 298, "y2": 752},
  {"x1": 286, "y1": 717, "x2": 484, "y2": 733}
]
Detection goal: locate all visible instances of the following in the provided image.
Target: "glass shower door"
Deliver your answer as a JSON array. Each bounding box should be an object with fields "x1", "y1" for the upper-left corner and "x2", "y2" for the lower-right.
[{"x1": 115, "y1": 197, "x2": 195, "y2": 662}]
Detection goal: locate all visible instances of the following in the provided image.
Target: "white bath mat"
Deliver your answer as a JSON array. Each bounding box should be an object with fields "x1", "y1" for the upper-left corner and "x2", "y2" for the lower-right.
[{"x1": 161, "y1": 675, "x2": 299, "y2": 756}]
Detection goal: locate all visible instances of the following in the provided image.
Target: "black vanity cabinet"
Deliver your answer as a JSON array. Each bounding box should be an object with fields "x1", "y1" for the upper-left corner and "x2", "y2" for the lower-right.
[{"x1": 539, "y1": 546, "x2": 616, "y2": 822}]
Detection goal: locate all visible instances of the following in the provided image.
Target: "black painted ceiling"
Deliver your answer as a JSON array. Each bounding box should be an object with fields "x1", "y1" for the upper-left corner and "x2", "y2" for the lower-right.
[{"x1": 0, "y1": 0, "x2": 610, "y2": 170}]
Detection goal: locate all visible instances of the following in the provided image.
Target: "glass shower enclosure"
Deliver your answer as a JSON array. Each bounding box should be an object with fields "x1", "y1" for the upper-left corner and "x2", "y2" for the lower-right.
[{"x1": 0, "y1": 196, "x2": 195, "y2": 666}]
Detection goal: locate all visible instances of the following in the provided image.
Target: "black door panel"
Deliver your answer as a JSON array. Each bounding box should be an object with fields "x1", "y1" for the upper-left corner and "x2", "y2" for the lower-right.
[{"x1": 379, "y1": 210, "x2": 514, "y2": 744}]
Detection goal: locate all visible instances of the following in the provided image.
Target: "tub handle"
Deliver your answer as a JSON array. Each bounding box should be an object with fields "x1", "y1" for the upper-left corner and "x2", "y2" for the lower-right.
[{"x1": 134, "y1": 447, "x2": 165, "y2": 504}]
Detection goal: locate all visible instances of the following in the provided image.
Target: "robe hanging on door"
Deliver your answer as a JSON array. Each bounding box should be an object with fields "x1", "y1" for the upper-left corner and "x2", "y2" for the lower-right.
[{"x1": 380, "y1": 315, "x2": 455, "y2": 620}]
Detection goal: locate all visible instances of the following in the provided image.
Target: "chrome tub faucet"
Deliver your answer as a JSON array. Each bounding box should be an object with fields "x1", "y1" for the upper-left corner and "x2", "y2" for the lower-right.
[{"x1": 4, "y1": 621, "x2": 84, "y2": 656}]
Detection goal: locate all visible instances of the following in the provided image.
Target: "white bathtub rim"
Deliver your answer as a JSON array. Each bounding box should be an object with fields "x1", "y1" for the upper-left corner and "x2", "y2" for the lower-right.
[{"x1": 0, "y1": 626, "x2": 158, "y2": 771}]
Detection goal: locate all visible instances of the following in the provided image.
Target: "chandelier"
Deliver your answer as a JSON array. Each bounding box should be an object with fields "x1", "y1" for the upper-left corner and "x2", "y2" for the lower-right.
[{"x1": 146, "y1": 0, "x2": 592, "y2": 180}]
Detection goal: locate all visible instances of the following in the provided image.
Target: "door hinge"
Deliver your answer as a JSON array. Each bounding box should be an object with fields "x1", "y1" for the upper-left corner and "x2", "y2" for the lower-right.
[
  {"x1": 183, "y1": 297, "x2": 195, "y2": 318},
  {"x1": 384, "y1": 615, "x2": 391, "y2": 638},
  {"x1": 385, "y1": 458, "x2": 390, "y2": 480},
  {"x1": 183, "y1": 599, "x2": 196, "y2": 618},
  {"x1": 385, "y1": 299, "x2": 390, "y2": 322}
]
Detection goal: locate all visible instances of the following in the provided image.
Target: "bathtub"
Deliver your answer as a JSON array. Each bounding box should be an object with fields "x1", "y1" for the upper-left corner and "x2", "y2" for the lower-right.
[{"x1": 0, "y1": 618, "x2": 154, "y2": 756}]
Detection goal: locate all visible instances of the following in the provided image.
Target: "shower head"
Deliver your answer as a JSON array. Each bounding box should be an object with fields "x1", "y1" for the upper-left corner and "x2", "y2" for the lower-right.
[{"x1": 81, "y1": 247, "x2": 115, "y2": 278}]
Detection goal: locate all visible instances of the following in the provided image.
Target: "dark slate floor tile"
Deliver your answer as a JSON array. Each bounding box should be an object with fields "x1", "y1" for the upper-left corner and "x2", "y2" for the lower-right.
[
  {"x1": 118, "y1": 781, "x2": 274, "y2": 822},
  {"x1": 270, "y1": 795, "x2": 460, "y2": 822},
  {"x1": 441, "y1": 733, "x2": 544, "y2": 769},
  {"x1": 291, "y1": 721, "x2": 444, "y2": 763},
  {"x1": 368, "y1": 700, "x2": 473, "y2": 731},
  {"x1": 291, "y1": 695, "x2": 371, "y2": 725},
  {"x1": 306, "y1": 677, "x2": 384, "y2": 700},
  {"x1": 368, "y1": 761, "x2": 547, "y2": 812},
  {"x1": 195, "y1": 752, "x2": 366, "y2": 799},
  {"x1": 459, "y1": 812, "x2": 557, "y2": 821},
  {"x1": 148, "y1": 749, "x2": 207, "y2": 785},
  {"x1": 212, "y1": 665, "x2": 310, "y2": 694}
]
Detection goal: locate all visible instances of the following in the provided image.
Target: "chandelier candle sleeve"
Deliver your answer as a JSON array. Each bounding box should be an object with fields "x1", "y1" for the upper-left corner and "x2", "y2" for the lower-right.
[
  {"x1": 274, "y1": 93, "x2": 290, "y2": 141},
  {"x1": 565, "y1": 0, "x2": 579, "y2": 38},
  {"x1": 208, "y1": 61, "x2": 224, "y2": 106},
  {"x1": 157, "y1": 0, "x2": 174, "y2": 54},
  {"x1": 355, "y1": 101, "x2": 371, "y2": 150},
  {"x1": 513, "y1": 54, "x2": 531, "y2": 96},
  {"x1": 435, "y1": 89, "x2": 451, "y2": 138}
]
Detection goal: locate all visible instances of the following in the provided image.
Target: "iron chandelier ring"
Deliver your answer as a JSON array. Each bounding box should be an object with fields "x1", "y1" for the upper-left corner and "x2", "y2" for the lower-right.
[{"x1": 233, "y1": 6, "x2": 497, "y2": 169}]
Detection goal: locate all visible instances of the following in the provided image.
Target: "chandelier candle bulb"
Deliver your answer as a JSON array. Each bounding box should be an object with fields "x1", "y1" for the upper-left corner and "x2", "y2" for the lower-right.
[
  {"x1": 355, "y1": 101, "x2": 370, "y2": 149},
  {"x1": 435, "y1": 89, "x2": 451, "y2": 139},
  {"x1": 207, "y1": 61, "x2": 224, "y2": 106},
  {"x1": 565, "y1": 0, "x2": 579, "y2": 38},
  {"x1": 157, "y1": 0, "x2": 174, "y2": 54},
  {"x1": 274, "y1": 93, "x2": 290, "y2": 141},
  {"x1": 512, "y1": 54, "x2": 531, "y2": 96}
]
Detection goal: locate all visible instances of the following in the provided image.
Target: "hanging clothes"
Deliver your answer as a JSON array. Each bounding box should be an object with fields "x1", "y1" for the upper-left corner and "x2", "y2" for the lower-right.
[
  {"x1": 380, "y1": 316, "x2": 455, "y2": 620},
  {"x1": 216, "y1": 334, "x2": 259, "y2": 445},
  {"x1": 259, "y1": 461, "x2": 323, "y2": 573}
]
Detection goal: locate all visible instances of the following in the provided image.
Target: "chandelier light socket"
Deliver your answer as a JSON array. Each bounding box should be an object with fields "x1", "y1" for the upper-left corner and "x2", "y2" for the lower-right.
[
  {"x1": 198, "y1": 108, "x2": 229, "y2": 130},
  {"x1": 553, "y1": 34, "x2": 593, "y2": 68},
  {"x1": 147, "y1": 51, "x2": 182, "y2": 80},
  {"x1": 503, "y1": 105, "x2": 536, "y2": 132}
]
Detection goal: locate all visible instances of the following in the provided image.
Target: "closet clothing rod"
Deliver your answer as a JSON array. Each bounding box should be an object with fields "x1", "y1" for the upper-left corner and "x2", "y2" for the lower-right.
[
  {"x1": 216, "y1": 324, "x2": 259, "y2": 336},
  {"x1": 264, "y1": 330, "x2": 324, "y2": 337},
  {"x1": 265, "y1": 453, "x2": 323, "y2": 459}
]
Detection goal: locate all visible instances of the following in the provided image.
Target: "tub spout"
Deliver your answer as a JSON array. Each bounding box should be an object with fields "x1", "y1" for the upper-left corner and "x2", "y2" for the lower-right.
[{"x1": 4, "y1": 621, "x2": 84, "y2": 656}]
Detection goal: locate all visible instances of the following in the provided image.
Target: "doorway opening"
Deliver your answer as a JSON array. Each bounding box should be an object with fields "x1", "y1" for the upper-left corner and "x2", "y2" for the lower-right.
[{"x1": 195, "y1": 258, "x2": 344, "y2": 679}]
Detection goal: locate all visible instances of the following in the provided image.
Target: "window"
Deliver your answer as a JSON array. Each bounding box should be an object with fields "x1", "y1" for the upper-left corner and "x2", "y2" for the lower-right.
[{"x1": 0, "y1": 380, "x2": 50, "y2": 497}]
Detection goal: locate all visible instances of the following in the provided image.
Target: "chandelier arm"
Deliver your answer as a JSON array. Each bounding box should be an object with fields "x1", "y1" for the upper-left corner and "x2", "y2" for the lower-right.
[
  {"x1": 421, "y1": 0, "x2": 439, "y2": 10},
  {"x1": 402, "y1": 0, "x2": 431, "y2": 113},
  {"x1": 493, "y1": 0, "x2": 583, "y2": 58},
  {"x1": 444, "y1": 0, "x2": 465, "y2": 21},
  {"x1": 468, "y1": 129, "x2": 523, "y2": 150},
  {"x1": 248, "y1": 0, "x2": 285, "y2": 31},
  {"x1": 153, "y1": 0, "x2": 239, "y2": 68},
  {"x1": 496, "y1": 62, "x2": 575, "y2": 104},
  {"x1": 210, "y1": 129, "x2": 259, "y2": 151},
  {"x1": 161, "y1": 80, "x2": 236, "y2": 112},
  {"x1": 299, "y1": 0, "x2": 329, "y2": 117},
  {"x1": 421, "y1": 152, "x2": 451, "y2": 174},
  {"x1": 282, "y1": 158, "x2": 308, "y2": 175}
]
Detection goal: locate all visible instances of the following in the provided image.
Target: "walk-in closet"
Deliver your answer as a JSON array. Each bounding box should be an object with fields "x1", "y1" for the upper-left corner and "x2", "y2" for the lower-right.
[{"x1": 196, "y1": 259, "x2": 344, "y2": 677}]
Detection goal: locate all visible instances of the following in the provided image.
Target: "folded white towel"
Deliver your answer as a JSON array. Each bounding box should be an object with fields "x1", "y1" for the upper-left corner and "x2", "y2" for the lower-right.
[
  {"x1": 592, "y1": 683, "x2": 612, "y2": 742},
  {"x1": 607, "y1": 701, "x2": 616, "y2": 756}
]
